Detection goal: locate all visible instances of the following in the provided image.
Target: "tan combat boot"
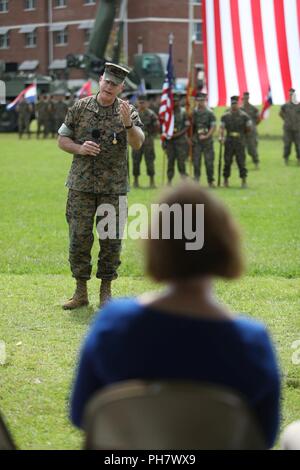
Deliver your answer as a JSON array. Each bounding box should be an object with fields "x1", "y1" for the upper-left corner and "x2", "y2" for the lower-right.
[
  {"x1": 99, "y1": 280, "x2": 112, "y2": 308},
  {"x1": 62, "y1": 279, "x2": 89, "y2": 310},
  {"x1": 149, "y1": 176, "x2": 156, "y2": 189},
  {"x1": 133, "y1": 176, "x2": 139, "y2": 188},
  {"x1": 241, "y1": 178, "x2": 247, "y2": 189}
]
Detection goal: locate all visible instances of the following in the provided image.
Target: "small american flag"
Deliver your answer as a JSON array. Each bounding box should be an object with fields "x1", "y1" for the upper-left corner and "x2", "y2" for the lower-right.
[
  {"x1": 260, "y1": 88, "x2": 273, "y2": 121},
  {"x1": 159, "y1": 36, "x2": 175, "y2": 141}
]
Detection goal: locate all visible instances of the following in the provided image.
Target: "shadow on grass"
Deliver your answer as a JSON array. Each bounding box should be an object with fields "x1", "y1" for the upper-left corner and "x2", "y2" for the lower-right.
[{"x1": 65, "y1": 305, "x2": 97, "y2": 326}]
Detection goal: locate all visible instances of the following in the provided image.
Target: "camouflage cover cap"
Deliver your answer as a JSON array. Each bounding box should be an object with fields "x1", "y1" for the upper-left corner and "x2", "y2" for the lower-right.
[
  {"x1": 103, "y1": 62, "x2": 130, "y2": 85},
  {"x1": 231, "y1": 95, "x2": 240, "y2": 104},
  {"x1": 289, "y1": 88, "x2": 296, "y2": 94},
  {"x1": 196, "y1": 92, "x2": 207, "y2": 101},
  {"x1": 243, "y1": 91, "x2": 250, "y2": 97}
]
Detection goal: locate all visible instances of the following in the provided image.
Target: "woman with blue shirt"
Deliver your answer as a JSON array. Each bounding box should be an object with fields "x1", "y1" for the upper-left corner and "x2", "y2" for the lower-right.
[{"x1": 70, "y1": 182, "x2": 281, "y2": 448}]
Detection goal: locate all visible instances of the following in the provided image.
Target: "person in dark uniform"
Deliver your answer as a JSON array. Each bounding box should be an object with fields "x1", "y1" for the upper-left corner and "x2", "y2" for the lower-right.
[
  {"x1": 58, "y1": 63, "x2": 144, "y2": 309},
  {"x1": 164, "y1": 94, "x2": 190, "y2": 185},
  {"x1": 132, "y1": 95, "x2": 159, "y2": 188},
  {"x1": 219, "y1": 96, "x2": 252, "y2": 188},
  {"x1": 241, "y1": 92, "x2": 260, "y2": 169},
  {"x1": 279, "y1": 88, "x2": 300, "y2": 166},
  {"x1": 192, "y1": 92, "x2": 216, "y2": 187}
]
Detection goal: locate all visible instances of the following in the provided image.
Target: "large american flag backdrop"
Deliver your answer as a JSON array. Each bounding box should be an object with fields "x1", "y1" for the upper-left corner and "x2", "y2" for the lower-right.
[{"x1": 202, "y1": 0, "x2": 300, "y2": 106}]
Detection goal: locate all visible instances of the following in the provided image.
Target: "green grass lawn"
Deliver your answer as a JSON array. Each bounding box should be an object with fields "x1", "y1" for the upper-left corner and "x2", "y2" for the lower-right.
[{"x1": 0, "y1": 111, "x2": 300, "y2": 449}]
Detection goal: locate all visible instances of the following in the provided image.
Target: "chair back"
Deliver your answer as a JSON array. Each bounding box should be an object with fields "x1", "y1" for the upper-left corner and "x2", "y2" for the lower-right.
[
  {"x1": 0, "y1": 413, "x2": 16, "y2": 450},
  {"x1": 83, "y1": 380, "x2": 266, "y2": 450}
]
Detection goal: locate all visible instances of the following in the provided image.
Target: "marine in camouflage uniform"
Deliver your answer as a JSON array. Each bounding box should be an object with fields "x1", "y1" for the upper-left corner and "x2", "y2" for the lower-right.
[
  {"x1": 164, "y1": 94, "x2": 190, "y2": 184},
  {"x1": 132, "y1": 95, "x2": 159, "y2": 188},
  {"x1": 192, "y1": 92, "x2": 216, "y2": 187},
  {"x1": 58, "y1": 63, "x2": 144, "y2": 309},
  {"x1": 35, "y1": 95, "x2": 49, "y2": 139},
  {"x1": 53, "y1": 95, "x2": 68, "y2": 134},
  {"x1": 241, "y1": 91, "x2": 260, "y2": 168},
  {"x1": 17, "y1": 96, "x2": 32, "y2": 139},
  {"x1": 279, "y1": 88, "x2": 300, "y2": 165},
  {"x1": 219, "y1": 96, "x2": 252, "y2": 188},
  {"x1": 48, "y1": 95, "x2": 57, "y2": 138}
]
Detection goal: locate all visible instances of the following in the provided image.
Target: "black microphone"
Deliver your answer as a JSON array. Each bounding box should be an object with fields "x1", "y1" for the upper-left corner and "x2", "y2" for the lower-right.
[{"x1": 91, "y1": 128, "x2": 101, "y2": 143}]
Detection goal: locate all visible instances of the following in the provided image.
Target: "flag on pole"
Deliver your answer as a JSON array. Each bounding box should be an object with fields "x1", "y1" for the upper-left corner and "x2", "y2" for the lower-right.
[
  {"x1": 159, "y1": 35, "x2": 175, "y2": 141},
  {"x1": 202, "y1": 0, "x2": 300, "y2": 106},
  {"x1": 260, "y1": 88, "x2": 273, "y2": 120},
  {"x1": 186, "y1": 38, "x2": 197, "y2": 117},
  {"x1": 6, "y1": 83, "x2": 37, "y2": 111},
  {"x1": 76, "y1": 80, "x2": 92, "y2": 99}
]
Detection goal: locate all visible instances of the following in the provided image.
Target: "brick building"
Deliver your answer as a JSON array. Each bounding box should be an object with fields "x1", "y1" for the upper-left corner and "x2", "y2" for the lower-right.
[{"x1": 0, "y1": 0, "x2": 203, "y2": 86}]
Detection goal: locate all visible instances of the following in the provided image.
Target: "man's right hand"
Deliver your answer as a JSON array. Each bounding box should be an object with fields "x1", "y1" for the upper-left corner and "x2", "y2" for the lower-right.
[{"x1": 79, "y1": 141, "x2": 101, "y2": 156}]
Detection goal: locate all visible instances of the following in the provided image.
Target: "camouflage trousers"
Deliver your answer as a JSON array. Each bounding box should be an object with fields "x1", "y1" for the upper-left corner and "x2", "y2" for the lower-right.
[
  {"x1": 283, "y1": 128, "x2": 300, "y2": 161},
  {"x1": 192, "y1": 140, "x2": 215, "y2": 183},
  {"x1": 66, "y1": 189, "x2": 126, "y2": 281},
  {"x1": 223, "y1": 139, "x2": 248, "y2": 179},
  {"x1": 245, "y1": 129, "x2": 259, "y2": 164},
  {"x1": 132, "y1": 139, "x2": 156, "y2": 177},
  {"x1": 37, "y1": 118, "x2": 50, "y2": 138},
  {"x1": 18, "y1": 116, "x2": 30, "y2": 136},
  {"x1": 165, "y1": 139, "x2": 189, "y2": 181}
]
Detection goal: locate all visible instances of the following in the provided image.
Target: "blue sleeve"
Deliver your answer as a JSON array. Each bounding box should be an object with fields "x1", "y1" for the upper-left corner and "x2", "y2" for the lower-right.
[
  {"x1": 251, "y1": 328, "x2": 281, "y2": 448},
  {"x1": 70, "y1": 336, "x2": 103, "y2": 429}
]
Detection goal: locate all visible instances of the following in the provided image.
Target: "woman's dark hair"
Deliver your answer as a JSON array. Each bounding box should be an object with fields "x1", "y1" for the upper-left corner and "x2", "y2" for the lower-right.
[{"x1": 146, "y1": 182, "x2": 244, "y2": 281}]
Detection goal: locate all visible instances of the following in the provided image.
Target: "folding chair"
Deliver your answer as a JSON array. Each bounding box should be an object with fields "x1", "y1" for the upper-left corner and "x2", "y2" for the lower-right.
[
  {"x1": 83, "y1": 380, "x2": 266, "y2": 450},
  {"x1": 0, "y1": 412, "x2": 16, "y2": 450}
]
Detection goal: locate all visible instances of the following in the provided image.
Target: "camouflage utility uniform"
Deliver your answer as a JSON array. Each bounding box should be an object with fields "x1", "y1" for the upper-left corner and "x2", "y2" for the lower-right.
[
  {"x1": 280, "y1": 102, "x2": 300, "y2": 163},
  {"x1": 220, "y1": 110, "x2": 252, "y2": 180},
  {"x1": 192, "y1": 107, "x2": 216, "y2": 184},
  {"x1": 36, "y1": 99, "x2": 48, "y2": 138},
  {"x1": 17, "y1": 101, "x2": 31, "y2": 138},
  {"x1": 240, "y1": 103, "x2": 260, "y2": 164},
  {"x1": 54, "y1": 100, "x2": 68, "y2": 134},
  {"x1": 132, "y1": 108, "x2": 158, "y2": 178},
  {"x1": 58, "y1": 94, "x2": 143, "y2": 282},
  {"x1": 165, "y1": 107, "x2": 189, "y2": 182}
]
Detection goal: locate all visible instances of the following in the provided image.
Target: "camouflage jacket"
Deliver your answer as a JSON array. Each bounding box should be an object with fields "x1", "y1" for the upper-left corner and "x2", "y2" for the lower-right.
[
  {"x1": 17, "y1": 101, "x2": 31, "y2": 117},
  {"x1": 59, "y1": 94, "x2": 143, "y2": 194},
  {"x1": 240, "y1": 103, "x2": 259, "y2": 128},
  {"x1": 280, "y1": 102, "x2": 300, "y2": 131},
  {"x1": 35, "y1": 101, "x2": 48, "y2": 119},
  {"x1": 192, "y1": 107, "x2": 216, "y2": 143},
  {"x1": 139, "y1": 108, "x2": 159, "y2": 141},
  {"x1": 170, "y1": 107, "x2": 190, "y2": 143},
  {"x1": 54, "y1": 101, "x2": 68, "y2": 121},
  {"x1": 220, "y1": 109, "x2": 252, "y2": 141}
]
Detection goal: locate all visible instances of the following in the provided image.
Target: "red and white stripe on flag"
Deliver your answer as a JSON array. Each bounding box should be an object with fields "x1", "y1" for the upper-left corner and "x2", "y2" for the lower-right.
[
  {"x1": 202, "y1": 0, "x2": 300, "y2": 106},
  {"x1": 159, "y1": 81, "x2": 174, "y2": 141}
]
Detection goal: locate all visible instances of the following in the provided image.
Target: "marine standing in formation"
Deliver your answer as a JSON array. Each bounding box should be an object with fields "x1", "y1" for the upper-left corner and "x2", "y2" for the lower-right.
[
  {"x1": 192, "y1": 92, "x2": 216, "y2": 187},
  {"x1": 279, "y1": 87, "x2": 300, "y2": 166},
  {"x1": 219, "y1": 96, "x2": 252, "y2": 188},
  {"x1": 132, "y1": 95, "x2": 159, "y2": 189},
  {"x1": 241, "y1": 91, "x2": 261, "y2": 169},
  {"x1": 53, "y1": 94, "x2": 68, "y2": 134},
  {"x1": 17, "y1": 95, "x2": 32, "y2": 139},
  {"x1": 35, "y1": 94, "x2": 49, "y2": 139},
  {"x1": 164, "y1": 94, "x2": 190, "y2": 185},
  {"x1": 58, "y1": 63, "x2": 144, "y2": 310}
]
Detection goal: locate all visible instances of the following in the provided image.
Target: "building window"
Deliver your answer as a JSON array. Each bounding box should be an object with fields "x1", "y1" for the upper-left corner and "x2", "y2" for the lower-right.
[
  {"x1": 24, "y1": 0, "x2": 36, "y2": 10},
  {"x1": 0, "y1": 32, "x2": 9, "y2": 49},
  {"x1": 193, "y1": 22, "x2": 202, "y2": 43},
  {"x1": 55, "y1": 29, "x2": 68, "y2": 45},
  {"x1": 84, "y1": 0, "x2": 95, "y2": 4},
  {"x1": 0, "y1": 0, "x2": 8, "y2": 13},
  {"x1": 25, "y1": 30, "x2": 37, "y2": 47},
  {"x1": 54, "y1": 0, "x2": 67, "y2": 7},
  {"x1": 84, "y1": 28, "x2": 92, "y2": 44}
]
